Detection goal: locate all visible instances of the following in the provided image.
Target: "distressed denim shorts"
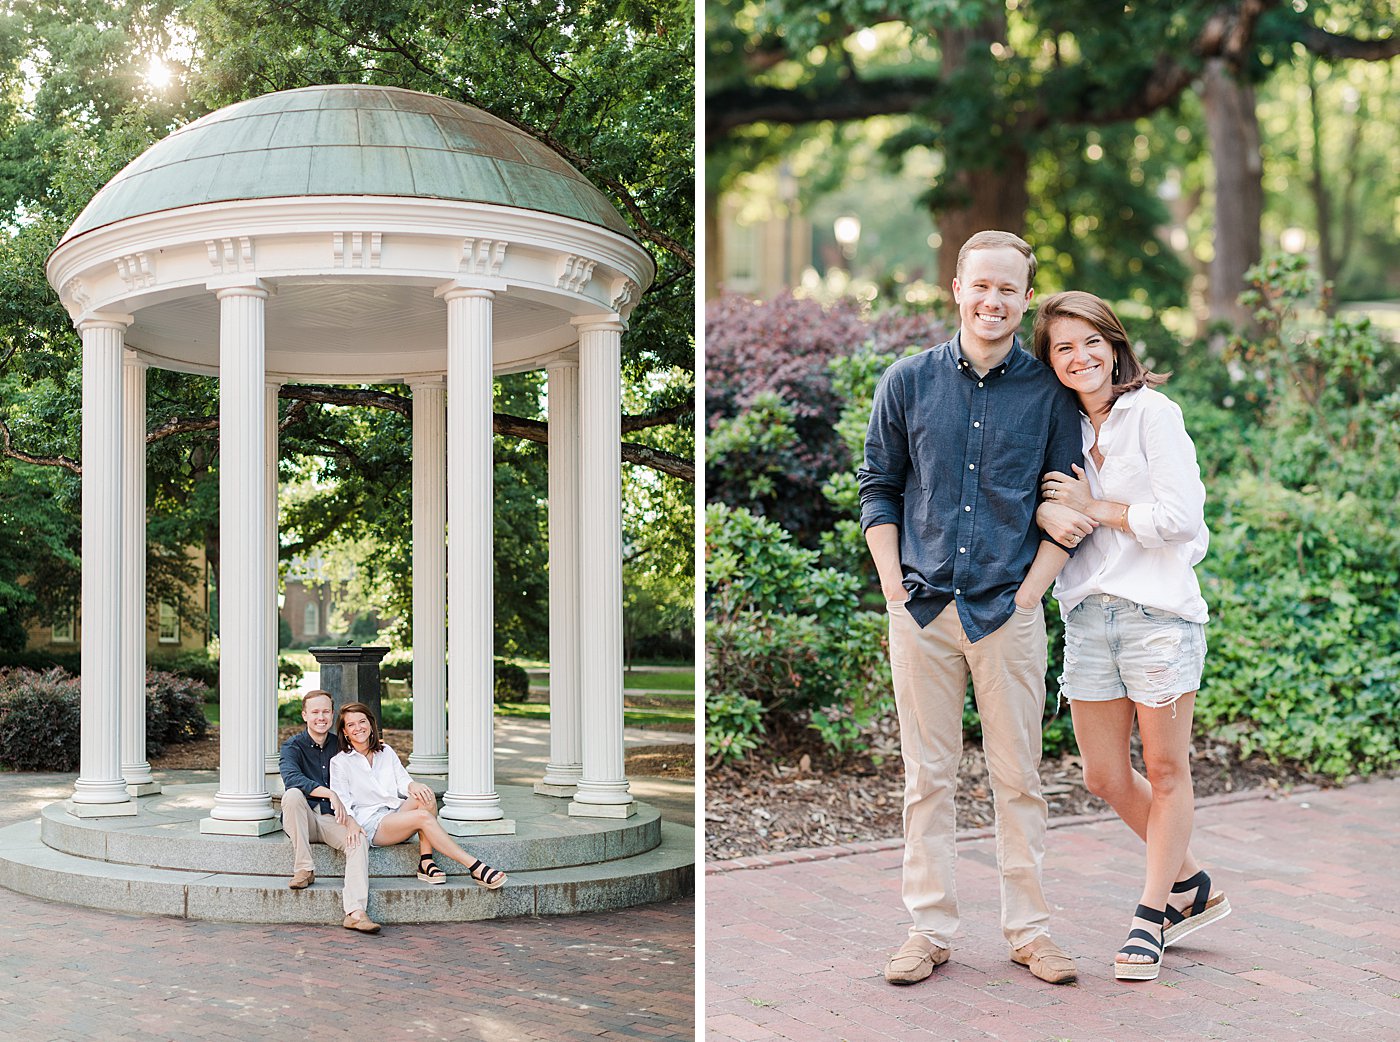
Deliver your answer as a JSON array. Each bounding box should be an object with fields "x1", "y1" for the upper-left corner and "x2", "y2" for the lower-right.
[{"x1": 1060, "y1": 595, "x2": 1206, "y2": 709}]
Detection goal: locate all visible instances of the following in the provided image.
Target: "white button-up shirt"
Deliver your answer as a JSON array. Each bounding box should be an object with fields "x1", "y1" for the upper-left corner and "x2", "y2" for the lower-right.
[
  {"x1": 329, "y1": 742, "x2": 414, "y2": 832},
  {"x1": 1053, "y1": 387, "x2": 1209, "y2": 623}
]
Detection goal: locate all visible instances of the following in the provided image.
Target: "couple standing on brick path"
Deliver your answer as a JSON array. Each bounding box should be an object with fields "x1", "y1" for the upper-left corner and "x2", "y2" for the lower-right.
[
  {"x1": 857, "y1": 230, "x2": 1230, "y2": 986},
  {"x1": 279, "y1": 690, "x2": 507, "y2": 933}
]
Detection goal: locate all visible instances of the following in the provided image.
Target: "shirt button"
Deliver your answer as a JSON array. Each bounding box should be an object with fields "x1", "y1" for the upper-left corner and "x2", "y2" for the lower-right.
[
  {"x1": 973, "y1": 421, "x2": 981, "y2": 428},
  {"x1": 959, "y1": 547, "x2": 967, "y2": 553},
  {"x1": 964, "y1": 505, "x2": 971, "y2": 512},
  {"x1": 978, "y1": 381, "x2": 984, "y2": 387},
  {"x1": 955, "y1": 588, "x2": 962, "y2": 595},
  {"x1": 968, "y1": 463, "x2": 975, "y2": 470}
]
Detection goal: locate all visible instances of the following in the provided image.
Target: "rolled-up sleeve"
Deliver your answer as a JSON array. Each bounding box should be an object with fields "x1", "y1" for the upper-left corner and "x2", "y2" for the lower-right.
[
  {"x1": 329, "y1": 755, "x2": 354, "y2": 814},
  {"x1": 857, "y1": 366, "x2": 909, "y2": 532},
  {"x1": 279, "y1": 737, "x2": 318, "y2": 800},
  {"x1": 1127, "y1": 399, "x2": 1206, "y2": 548}
]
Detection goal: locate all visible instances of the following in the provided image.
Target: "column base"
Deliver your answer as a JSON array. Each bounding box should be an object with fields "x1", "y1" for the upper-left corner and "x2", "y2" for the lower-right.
[
  {"x1": 199, "y1": 816, "x2": 283, "y2": 837},
  {"x1": 568, "y1": 801, "x2": 637, "y2": 819},
  {"x1": 126, "y1": 781, "x2": 163, "y2": 797},
  {"x1": 439, "y1": 817, "x2": 517, "y2": 836},
  {"x1": 406, "y1": 756, "x2": 449, "y2": 776},
  {"x1": 65, "y1": 799, "x2": 139, "y2": 819},
  {"x1": 533, "y1": 781, "x2": 578, "y2": 798}
]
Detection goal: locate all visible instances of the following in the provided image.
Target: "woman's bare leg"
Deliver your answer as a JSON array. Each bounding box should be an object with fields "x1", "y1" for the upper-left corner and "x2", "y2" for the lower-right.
[
  {"x1": 372, "y1": 808, "x2": 500, "y2": 876},
  {"x1": 1070, "y1": 697, "x2": 1203, "y2": 882}
]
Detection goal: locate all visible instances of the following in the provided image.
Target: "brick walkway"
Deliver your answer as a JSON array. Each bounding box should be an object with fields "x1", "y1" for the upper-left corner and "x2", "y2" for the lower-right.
[
  {"x1": 0, "y1": 771, "x2": 694, "y2": 1041},
  {"x1": 706, "y1": 778, "x2": 1400, "y2": 1041}
]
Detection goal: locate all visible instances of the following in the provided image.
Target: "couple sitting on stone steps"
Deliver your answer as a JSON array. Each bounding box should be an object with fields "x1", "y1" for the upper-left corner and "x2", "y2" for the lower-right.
[{"x1": 279, "y1": 690, "x2": 507, "y2": 933}]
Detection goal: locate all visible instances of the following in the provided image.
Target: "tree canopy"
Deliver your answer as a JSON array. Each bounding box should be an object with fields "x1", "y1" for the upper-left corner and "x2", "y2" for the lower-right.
[{"x1": 0, "y1": 0, "x2": 695, "y2": 656}]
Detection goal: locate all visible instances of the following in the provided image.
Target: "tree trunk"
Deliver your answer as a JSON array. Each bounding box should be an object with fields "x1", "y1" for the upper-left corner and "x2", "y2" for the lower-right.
[
  {"x1": 934, "y1": 18, "x2": 1030, "y2": 289},
  {"x1": 705, "y1": 186, "x2": 723, "y2": 300},
  {"x1": 1202, "y1": 58, "x2": 1263, "y2": 333}
]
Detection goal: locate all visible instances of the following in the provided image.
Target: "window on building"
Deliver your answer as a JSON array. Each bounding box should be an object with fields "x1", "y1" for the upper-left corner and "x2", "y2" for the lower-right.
[
  {"x1": 52, "y1": 604, "x2": 77, "y2": 644},
  {"x1": 158, "y1": 601, "x2": 180, "y2": 644},
  {"x1": 304, "y1": 601, "x2": 319, "y2": 635}
]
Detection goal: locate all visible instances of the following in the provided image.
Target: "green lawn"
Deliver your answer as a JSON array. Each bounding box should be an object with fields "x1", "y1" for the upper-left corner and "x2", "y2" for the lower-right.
[{"x1": 622, "y1": 670, "x2": 695, "y2": 693}]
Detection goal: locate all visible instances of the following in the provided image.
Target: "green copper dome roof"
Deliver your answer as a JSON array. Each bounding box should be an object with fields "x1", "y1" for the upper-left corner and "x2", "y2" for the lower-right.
[{"x1": 62, "y1": 84, "x2": 636, "y2": 242}]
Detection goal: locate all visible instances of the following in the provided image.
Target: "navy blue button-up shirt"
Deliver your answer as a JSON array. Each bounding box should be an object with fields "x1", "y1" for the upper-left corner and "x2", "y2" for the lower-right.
[
  {"x1": 280, "y1": 729, "x2": 339, "y2": 815},
  {"x1": 858, "y1": 333, "x2": 1083, "y2": 641}
]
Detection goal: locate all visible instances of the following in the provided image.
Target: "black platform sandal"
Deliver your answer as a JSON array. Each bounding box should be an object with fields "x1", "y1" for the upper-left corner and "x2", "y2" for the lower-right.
[
  {"x1": 416, "y1": 854, "x2": 447, "y2": 885},
  {"x1": 1115, "y1": 904, "x2": 1165, "y2": 981},
  {"x1": 466, "y1": 858, "x2": 507, "y2": 890},
  {"x1": 1163, "y1": 869, "x2": 1232, "y2": 947}
]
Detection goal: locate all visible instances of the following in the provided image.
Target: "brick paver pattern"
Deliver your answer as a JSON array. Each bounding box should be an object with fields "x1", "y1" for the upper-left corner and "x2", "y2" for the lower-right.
[
  {"x1": 0, "y1": 774, "x2": 694, "y2": 1042},
  {"x1": 706, "y1": 778, "x2": 1400, "y2": 1041}
]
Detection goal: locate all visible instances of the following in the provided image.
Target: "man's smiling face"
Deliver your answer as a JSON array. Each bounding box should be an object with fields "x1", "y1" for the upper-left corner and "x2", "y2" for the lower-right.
[{"x1": 952, "y1": 246, "x2": 1034, "y2": 351}]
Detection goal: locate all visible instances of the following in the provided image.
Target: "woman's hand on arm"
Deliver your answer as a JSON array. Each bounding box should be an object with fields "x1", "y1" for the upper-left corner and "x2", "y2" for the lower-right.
[
  {"x1": 1042, "y1": 464, "x2": 1130, "y2": 533},
  {"x1": 1035, "y1": 499, "x2": 1097, "y2": 546},
  {"x1": 408, "y1": 781, "x2": 436, "y2": 808}
]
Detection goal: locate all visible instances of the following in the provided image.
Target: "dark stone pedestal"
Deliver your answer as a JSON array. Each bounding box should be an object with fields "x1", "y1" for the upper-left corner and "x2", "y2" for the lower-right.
[{"x1": 309, "y1": 646, "x2": 390, "y2": 727}]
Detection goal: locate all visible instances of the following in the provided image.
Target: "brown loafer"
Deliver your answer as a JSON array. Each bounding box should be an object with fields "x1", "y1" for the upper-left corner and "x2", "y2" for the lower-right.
[
  {"x1": 342, "y1": 911, "x2": 381, "y2": 934},
  {"x1": 884, "y1": 934, "x2": 950, "y2": 985},
  {"x1": 288, "y1": 869, "x2": 314, "y2": 890},
  {"x1": 1011, "y1": 935, "x2": 1077, "y2": 984}
]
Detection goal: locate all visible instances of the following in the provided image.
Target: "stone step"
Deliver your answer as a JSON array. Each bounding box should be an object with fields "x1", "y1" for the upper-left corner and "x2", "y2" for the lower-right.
[
  {"x1": 0, "y1": 818, "x2": 694, "y2": 924},
  {"x1": 41, "y1": 784, "x2": 661, "y2": 875}
]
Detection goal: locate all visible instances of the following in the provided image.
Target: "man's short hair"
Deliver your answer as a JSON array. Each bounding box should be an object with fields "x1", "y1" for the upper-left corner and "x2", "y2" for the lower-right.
[
  {"x1": 956, "y1": 230, "x2": 1036, "y2": 289},
  {"x1": 301, "y1": 689, "x2": 333, "y2": 711}
]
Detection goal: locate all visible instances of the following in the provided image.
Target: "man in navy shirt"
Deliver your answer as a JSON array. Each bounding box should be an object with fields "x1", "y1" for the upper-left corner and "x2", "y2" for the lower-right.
[
  {"x1": 280, "y1": 690, "x2": 377, "y2": 933},
  {"x1": 859, "y1": 231, "x2": 1083, "y2": 986}
]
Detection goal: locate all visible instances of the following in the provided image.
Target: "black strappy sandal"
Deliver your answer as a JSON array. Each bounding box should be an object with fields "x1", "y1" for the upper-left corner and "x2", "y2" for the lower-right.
[
  {"x1": 417, "y1": 854, "x2": 447, "y2": 885},
  {"x1": 1163, "y1": 869, "x2": 1232, "y2": 947},
  {"x1": 1115, "y1": 904, "x2": 1165, "y2": 981},
  {"x1": 466, "y1": 858, "x2": 507, "y2": 890}
]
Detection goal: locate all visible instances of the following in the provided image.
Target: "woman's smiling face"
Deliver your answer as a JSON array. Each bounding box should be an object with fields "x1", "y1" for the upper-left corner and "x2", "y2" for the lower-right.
[
  {"x1": 1046, "y1": 315, "x2": 1115, "y2": 398},
  {"x1": 343, "y1": 711, "x2": 373, "y2": 748}
]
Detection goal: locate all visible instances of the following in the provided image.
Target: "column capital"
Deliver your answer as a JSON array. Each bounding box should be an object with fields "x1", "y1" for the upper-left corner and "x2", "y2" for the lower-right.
[
  {"x1": 209, "y1": 276, "x2": 271, "y2": 298},
  {"x1": 435, "y1": 279, "x2": 505, "y2": 300},
  {"x1": 544, "y1": 356, "x2": 580, "y2": 373},
  {"x1": 121, "y1": 347, "x2": 146, "y2": 369},
  {"x1": 408, "y1": 375, "x2": 447, "y2": 390},
  {"x1": 570, "y1": 313, "x2": 627, "y2": 334},
  {"x1": 264, "y1": 376, "x2": 285, "y2": 390},
  {"x1": 77, "y1": 311, "x2": 134, "y2": 332}
]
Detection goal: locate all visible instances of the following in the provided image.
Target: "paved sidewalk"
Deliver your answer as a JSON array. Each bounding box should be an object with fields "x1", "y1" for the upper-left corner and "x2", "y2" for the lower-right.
[
  {"x1": 707, "y1": 778, "x2": 1400, "y2": 1042},
  {"x1": 0, "y1": 717, "x2": 697, "y2": 1042}
]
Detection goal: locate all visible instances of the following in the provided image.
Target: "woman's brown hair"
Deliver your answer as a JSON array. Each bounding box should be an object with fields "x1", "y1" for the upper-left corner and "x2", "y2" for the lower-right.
[
  {"x1": 336, "y1": 701, "x2": 384, "y2": 754},
  {"x1": 1031, "y1": 290, "x2": 1169, "y2": 414}
]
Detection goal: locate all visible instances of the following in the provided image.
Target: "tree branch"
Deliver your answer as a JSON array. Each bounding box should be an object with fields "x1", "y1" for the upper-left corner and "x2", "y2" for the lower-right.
[
  {"x1": 0, "y1": 415, "x2": 81, "y2": 474},
  {"x1": 707, "y1": 75, "x2": 942, "y2": 140},
  {"x1": 1299, "y1": 24, "x2": 1400, "y2": 61}
]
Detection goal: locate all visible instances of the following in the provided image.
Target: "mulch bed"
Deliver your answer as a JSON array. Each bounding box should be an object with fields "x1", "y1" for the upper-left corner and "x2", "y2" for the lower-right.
[
  {"x1": 149, "y1": 726, "x2": 695, "y2": 778},
  {"x1": 705, "y1": 736, "x2": 1338, "y2": 863}
]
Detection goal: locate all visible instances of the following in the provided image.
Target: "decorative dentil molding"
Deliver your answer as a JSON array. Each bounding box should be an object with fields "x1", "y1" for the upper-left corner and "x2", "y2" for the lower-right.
[
  {"x1": 333, "y1": 231, "x2": 383, "y2": 269},
  {"x1": 115, "y1": 252, "x2": 156, "y2": 290},
  {"x1": 610, "y1": 277, "x2": 640, "y2": 313},
  {"x1": 460, "y1": 237, "x2": 508, "y2": 277},
  {"x1": 206, "y1": 237, "x2": 255, "y2": 275},
  {"x1": 556, "y1": 254, "x2": 597, "y2": 294}
]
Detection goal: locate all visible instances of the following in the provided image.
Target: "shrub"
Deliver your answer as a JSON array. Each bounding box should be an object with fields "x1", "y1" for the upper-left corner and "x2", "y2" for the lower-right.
[
  {"x1": 494, "y1": 662, "x2": 530, "y2": 705},
  {"x1": 706, "y1": 293, "x2": 948, "y2": 546},
  {"x1": 0, "y1": 667, "x2": 81, "y2": 771},
  {"x1": 705, "y1": 689, "x2": 766, "y2": 768},
  {"x1": 148, "y1": 650, "x2": 219, "y2": 689},
  {"x1": 144, "y1": 670, "x2": 210, "y2": 757},
  {"x1": 0, "y1": 650, "x2": 83, "y2": 674},
  {"x1": 277, "y1": 657, "x2": 303, "y2": 692}
]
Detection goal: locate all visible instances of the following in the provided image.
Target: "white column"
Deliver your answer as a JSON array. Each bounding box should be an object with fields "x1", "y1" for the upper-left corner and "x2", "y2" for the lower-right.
[
  {"x1": 202, "y1": 282, "x2": 278, "y2": 835},
  {"x1": 407, "y1": 378, "x2": 448, "y2": 776},
  {"x1": 264, "y1": 378, "x2": 283, "y2": 790},
  {"x1": 437, "y1": 285, "x2": 512, "y2": 834},
  {"x1": 71, "y1": 316, "x2": 137, "y2": 817},
  {"x1": 535, "y1": 359, "x2": 582, "y2": 796},
  {"x1": 570, "y1": 317, "x2": 635, "y2": 818},
  {"x1": 120, "y1": 349, "x2": 159, "y2": 797}
]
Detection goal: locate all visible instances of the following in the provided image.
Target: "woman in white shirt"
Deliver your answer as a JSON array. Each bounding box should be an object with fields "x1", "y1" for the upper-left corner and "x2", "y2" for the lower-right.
[
  {"x1": 329, "y1": 701, "x2": 506, "y2": 889},
  {"x1": 1032, "y1": 291, "x2": 1229, "y2": 982}
]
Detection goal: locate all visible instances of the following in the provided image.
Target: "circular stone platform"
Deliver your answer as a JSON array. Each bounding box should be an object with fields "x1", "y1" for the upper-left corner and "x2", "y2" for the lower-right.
[{"x1": 0, "y1": 784, "x2": 693, "y2": 924}]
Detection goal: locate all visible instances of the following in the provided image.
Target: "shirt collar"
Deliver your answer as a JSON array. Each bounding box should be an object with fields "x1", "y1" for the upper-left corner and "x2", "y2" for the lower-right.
[{"x1": 951, "y1": 330, "x2": 1018, "y2": 380}]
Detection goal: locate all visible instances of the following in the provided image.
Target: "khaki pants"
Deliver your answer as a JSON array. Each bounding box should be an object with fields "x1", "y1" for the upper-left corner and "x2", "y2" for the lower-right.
[
  {"x1": 281, "y1": 787, "x2": 371, "y2": 915},
  {"x1": 888, "y1": 601, "x2": 1051, "y2": 949}
]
